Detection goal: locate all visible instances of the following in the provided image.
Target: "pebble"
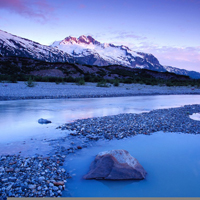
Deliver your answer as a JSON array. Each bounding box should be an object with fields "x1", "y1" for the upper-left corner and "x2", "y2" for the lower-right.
[
  {"x1": 0, "y1": 155, "x2": 70, "y2": 198},
  {"x1": 59, "y1": 104, "x2": 200, "y2": 139}
]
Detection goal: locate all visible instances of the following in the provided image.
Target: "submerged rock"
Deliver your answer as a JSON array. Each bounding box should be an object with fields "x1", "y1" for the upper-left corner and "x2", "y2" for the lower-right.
[
  {"x1": 38, "y1": 118, "x2": 52, "y2": 124},
  {"x1": 83, "y1": 149, "x2": 147, "y2": 180}
]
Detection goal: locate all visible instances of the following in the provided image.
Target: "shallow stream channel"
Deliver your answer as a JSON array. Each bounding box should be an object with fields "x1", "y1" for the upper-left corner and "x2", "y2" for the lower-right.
[{"x1": 1, "y1": 95, "x2": 200, "y2": 197}]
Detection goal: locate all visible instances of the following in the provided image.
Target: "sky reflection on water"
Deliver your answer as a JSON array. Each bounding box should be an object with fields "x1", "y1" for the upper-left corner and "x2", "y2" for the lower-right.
[
  {"x1": 0, "y1": 95, "x2": 200, "y2": 197},
  {"x1": 0, "y1": 95, "x2": 200, "y2": 143}
]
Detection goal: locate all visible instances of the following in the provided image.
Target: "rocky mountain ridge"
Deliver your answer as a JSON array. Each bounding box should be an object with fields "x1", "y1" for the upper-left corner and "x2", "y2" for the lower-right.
[
  {"x1": 0, "y1": 29, "x2": 200, "y2": 79},
  {"x1": 51, "y1": 35, "x2": 167, "y2": 72}
]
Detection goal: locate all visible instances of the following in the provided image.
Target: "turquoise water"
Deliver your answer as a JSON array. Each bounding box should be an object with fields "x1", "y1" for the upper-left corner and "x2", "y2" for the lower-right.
[{"x1": 64, "y1": 132, "x2": 200, "y2": 197}]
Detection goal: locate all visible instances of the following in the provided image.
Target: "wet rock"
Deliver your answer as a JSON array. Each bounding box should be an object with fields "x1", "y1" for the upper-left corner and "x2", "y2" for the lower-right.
[
  {"x1": 38, "y1": 118, "x2": 52, "y2": 124},
  {"x1": 83, "y1": 149, "x2": 147, "y2": 180}
]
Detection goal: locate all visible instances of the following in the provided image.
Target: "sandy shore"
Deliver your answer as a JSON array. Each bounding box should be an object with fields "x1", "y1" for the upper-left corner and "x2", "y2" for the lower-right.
[{"x1": 1, "y1": 81, "x2": 200, "y2": 100}]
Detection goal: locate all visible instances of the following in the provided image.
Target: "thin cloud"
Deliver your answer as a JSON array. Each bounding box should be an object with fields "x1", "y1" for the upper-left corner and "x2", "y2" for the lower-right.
[
  {"x1": 0, "y1": 0, "x2": 55, "y2": 22},
  {"x1": 150, "y1": 46, "x2": 200, "y2": 62},
  {"x1": 134, "y1": 43, "x2": 200, "y2": 71}
]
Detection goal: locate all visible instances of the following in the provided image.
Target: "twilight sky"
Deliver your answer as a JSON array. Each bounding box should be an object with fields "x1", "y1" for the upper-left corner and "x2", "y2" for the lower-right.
[{"x1": 0, "y1": 0, "x2": 200, "y2": 72}]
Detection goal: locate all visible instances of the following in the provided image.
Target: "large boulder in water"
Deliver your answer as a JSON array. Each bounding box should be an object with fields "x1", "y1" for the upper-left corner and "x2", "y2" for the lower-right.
[{"x1": 83, "y1": 149, "x2": 147, "y2": 180}]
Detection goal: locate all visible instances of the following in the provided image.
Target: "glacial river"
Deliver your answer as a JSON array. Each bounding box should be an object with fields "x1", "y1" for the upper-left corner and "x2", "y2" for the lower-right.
[{"x1": 0, "y1": 94, "x2": 200, "y2": 197}]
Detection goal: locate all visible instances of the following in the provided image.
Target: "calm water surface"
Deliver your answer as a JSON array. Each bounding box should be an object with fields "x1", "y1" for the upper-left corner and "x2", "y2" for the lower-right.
[
  {"x1": 0, "y1": 95, "x2": 200, "y2": 197},
  {"x1": 0, "y1": 94, "x2": 200, "y2": 143},
  {"x1": 64, "y1": 132, "x2": 200, "y2": 197}
]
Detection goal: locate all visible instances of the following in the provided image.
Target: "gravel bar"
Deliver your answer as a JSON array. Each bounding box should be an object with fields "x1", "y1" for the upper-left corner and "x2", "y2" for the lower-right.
[
  {"x1": 59, "y1": 104, "x2": 200, "y2": 140},
  {"x1": 1, "y1": 82, "x2": 200, "y2": 101},
  {"x1": 0, "y1": 154, "x2": 70, "y2": 198}
]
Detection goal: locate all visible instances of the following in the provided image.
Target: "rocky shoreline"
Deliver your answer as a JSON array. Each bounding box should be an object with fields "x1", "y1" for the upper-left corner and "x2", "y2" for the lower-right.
[
  {"x1": 1, "y1": 94, "x2": 200, "y2": 198},
  {"x1": 59, "y1": 104, "x2": 200, "y2": 140},
  {"x1": 1, "y1": 81, "x2": 200, "y2": 101},
  {"x1": 0, "y1": 154, "x2": 69, "y2": 198}
]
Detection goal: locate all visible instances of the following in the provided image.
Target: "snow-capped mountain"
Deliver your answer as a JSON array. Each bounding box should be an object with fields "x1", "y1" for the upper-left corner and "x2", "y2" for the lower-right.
[
  {"x1": 51, "y1": 35, "x2": 167, "y2": 72},
  {"x1": 0, "y1": 30, "x2": 73, "y2": 63},
  {"x1": 164, "y1": 66, "x2": 200, "y2": 79},
  {"x1": 0, "y1": 29, "x2": 200, "y2": 79}
]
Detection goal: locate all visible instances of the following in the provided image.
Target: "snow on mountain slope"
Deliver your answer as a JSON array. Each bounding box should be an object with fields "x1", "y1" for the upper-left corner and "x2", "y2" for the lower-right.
[
  {"x1": 164, "y1": 66, "x2": 200, "y2": 79},
  {"x1": 0, "y1": 29, "x2": 166, "y2": 72},
  {"x1": 0, "y1": 30, "x2": 73, "y2": 62},
  {"x1": 51, "y1": 35, "x2": 166, "y2": 71},
  {"x1": 1, "y1": 29, "x2": 199, "y2": 79}
]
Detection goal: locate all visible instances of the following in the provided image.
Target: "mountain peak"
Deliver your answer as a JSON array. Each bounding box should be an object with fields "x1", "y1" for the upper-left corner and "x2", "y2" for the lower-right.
[
  {"x1": 61, "y1": 36, "x2": 78, "y2": 44},
  {"x1": 78, "y1": 35, "x2": 96, "y2": 44},
  {"x1": 60, "y1": 35, "x2": 100, "y2": 45}
]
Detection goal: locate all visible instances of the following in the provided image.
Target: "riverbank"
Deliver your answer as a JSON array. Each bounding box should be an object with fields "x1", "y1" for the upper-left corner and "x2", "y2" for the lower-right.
[
  {"x1": 1, "y1": 81, "x2": 200, "y2": 100},
  {"x1": 1, "y1": 104, "x2": 200, "y2": 197},
  {"x1": 1, "y1": 91, "x2": 200, "y2": 197}
]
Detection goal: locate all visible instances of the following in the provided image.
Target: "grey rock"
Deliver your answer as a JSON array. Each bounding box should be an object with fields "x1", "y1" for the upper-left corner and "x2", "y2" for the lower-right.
[
  {"x1": 0, "y1": 167, "x2": 5, "y2": 172},
  {"x1": 1, "y1": 178, "x2": 8, "y2": 182},
  {"x1": 49, "y1": 183, "x2": 54, "y2": 187},
  {"x1": 28, "y1": 193, "x2": 34, "y2": 197},
  {"x1": 0, "y1": 157, "x2": 6, "y2": 161},
  {"x1": 6, "y1": 184, "x2": 13, "y2": 191},
  {"x1": 28, "y1": 184, "x2": 36, "y2": 189},
  {"x1": 8, "y1": 177, "x2": 17, "y2": 182},
  {"x1": 37, "y1": 186, "x2": 42, "y2": 191},
  {"x1": 14, "y1": 168, "x2": 20, "y2": 173},
  {"x1": 38, "y1": 118, "x2": 52, "y2": 124},
  {"x1": 84, "y1": 149, "x2": 147, "y2": 180},
  {"x1": 52, "y1": 186, "x2": 58, "y2": 191},
  {"x1": 57, "y1": 190, "x2": 62, "y2": 195},
  {"x1": 58, "y1": 186, "x2": 63, "y2": 190},
  {"x1": 50, "y1": 191, "x2": 54, "y2": 197},
  {"x1": 38, "y1": 176, "x2": 45, "y2": 181}
]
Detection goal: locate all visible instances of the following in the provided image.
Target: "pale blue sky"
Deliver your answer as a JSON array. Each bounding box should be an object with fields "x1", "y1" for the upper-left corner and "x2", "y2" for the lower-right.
[{"x1": 0, "y1": 0, "x2": 199, "y2": 71}]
